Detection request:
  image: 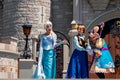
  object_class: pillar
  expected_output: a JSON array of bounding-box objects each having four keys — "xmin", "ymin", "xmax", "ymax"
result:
[
  {"xmin": 73, "ymin": 0, "xmax": 83, "ymax": 24},
  {"xmin": 62, "ymin": 44, "xmax": 69, "ymax": 78}
]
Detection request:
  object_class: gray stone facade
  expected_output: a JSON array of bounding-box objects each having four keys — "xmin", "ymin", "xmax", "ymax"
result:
[
  {"xmin": 52, "ymin": 0, "xmax": 120, "ymax": 33},
  {"xmin": 1, "ymin": 0, "xmax": 51, "ymax": 37},
  {"xmin": 0, "ymin": 1, "xmax": 3, "ymax": 37},
  {"xmin": 0, "ymin": 0, "xmax": 51, "ymax": 52},
  {"xmin": 51, "ymin": 0, "xmax": 73, "ymax": 38},
  {"xmin": 0, "ymin": 0, "xmax": 120, "ymax": 38},
  {"xmin": 0, "ymin": 37, "xmax": 19, "ymax": 79},
  {"xmin": 0, "ymin": 0, "xmax": 120, "ymax": 79},
  {"xmin": 0, "ymin": 0, "xmax": 120, "ymax": 49}
]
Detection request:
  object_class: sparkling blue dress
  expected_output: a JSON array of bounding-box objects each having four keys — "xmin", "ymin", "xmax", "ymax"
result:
[
  {"xmin": 95, "ymin": 39, "xmax": 115, "ymax": 68},
  {"xmin": 32, "ymin": 34, "xmax": 62, "ymax": 79},
  {"xmin": 90, "ymin": 39, "xmax": 115, "ymax": 73},
  {"xmin": 66, "ymin": 35, "xmax": 91, "ymax": 78}
]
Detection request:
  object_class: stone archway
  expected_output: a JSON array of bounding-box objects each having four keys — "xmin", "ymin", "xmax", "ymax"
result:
[{"xmin": 87, "ymin": 8, "xmax": 120, "ymax": 32}]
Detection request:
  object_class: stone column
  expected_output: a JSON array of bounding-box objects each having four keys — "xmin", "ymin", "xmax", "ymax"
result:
[
  {"xmin": 68, "ymin": 30, "xmax": 77, "ymax": 56},
  {"xmin": 73, "ymin": 0, "xmax": 83, "ymax": 24},
  {"xmin": 62, "ymin": 44, "xmax": 69, "ymax": 78},
  {"xmin": 31, "ymin": 35, "xmax": 38, "ymax": 60}
]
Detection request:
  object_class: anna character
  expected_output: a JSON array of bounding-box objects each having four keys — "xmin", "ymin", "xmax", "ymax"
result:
[{"xmin": 66, "ymin": 24, "xmax": 91, "ymax": 78}]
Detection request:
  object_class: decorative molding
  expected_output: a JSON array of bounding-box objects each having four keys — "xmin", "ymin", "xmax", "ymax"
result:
[
  {"xmin": 0, "ymin": 43, "xmax": 18, "ymax": 54},
  {"xmin": 0, "ymin": 37, "xmax": 18, "ymax": 46}
]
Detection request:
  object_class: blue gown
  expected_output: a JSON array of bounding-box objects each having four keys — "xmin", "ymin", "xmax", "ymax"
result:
[
  {"xmin": 32, "ymin": 34, "xmax": 62, "ymax": 79},
  {"xmin": 90, "ymin": 39, "xmax": 115, "ymax": 73},
  {"xmin": 66, "ymin": 35, "xmax": 90, "ymax": 78}
]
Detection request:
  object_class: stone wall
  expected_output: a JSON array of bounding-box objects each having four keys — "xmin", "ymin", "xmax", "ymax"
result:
[
  {"xmin": 51, "ymin": 0, "xmax": 73, "ymax": 39},
  {"xmin": 82, "ymin": 0, "xmax": 94, "ymax": 26},
  {"xmin": 51, "ymin": 0, "xmax": 119, "ymax": 35},
  {"xmin": 2, "ymin": 0, "xmax": 51, "ymax": 38},
  {"xmin": 0, "ymin": 57, "xmax": 18, "ymax": 79},
  {"xmin": 0, "ymin": 5, "xmax": 3, "ymax": 37},
  {"xmin": 83, "ymin": 0, "xmax": 118, "ymax": 28},
  {"xmin": 106, "ymin": 0, "xmax": 118, "ymax": 10},
  {"xmin": 1, "ymin": 0, "xmax": 51, "ymax": 52},
  {"xmin": 0, "ymin": 42, "xmax": 19, "ymax": 79}
]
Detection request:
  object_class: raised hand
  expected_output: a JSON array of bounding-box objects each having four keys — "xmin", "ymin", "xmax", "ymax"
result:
[{"xmin": 62, "ymin": 39, "xmax": 68, "ymax": 44}]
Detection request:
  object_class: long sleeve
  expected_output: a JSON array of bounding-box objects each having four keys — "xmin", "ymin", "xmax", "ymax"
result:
[
  {"xmin": 55, "ymin": 41, "xmax": 63, "ymax": 48},
  {"xmin": 86, "ymin": 39, "xmax": 93, "ymax": 56},
  {"xmin": 73, "ymin": 36, "xmax": 85, "ymax": 51},
  {"xmin": 86, "ymin": 39, "xmax": 91, "ymax": 49},
  {"xmin": 53, "ymin": 35, "xmax": 63, "ymax": 48}
]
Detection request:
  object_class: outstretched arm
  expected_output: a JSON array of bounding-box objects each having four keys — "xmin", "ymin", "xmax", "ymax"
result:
[{"xmin": 54, "ymin": 39, "xmax": 67, "ymax": 48}]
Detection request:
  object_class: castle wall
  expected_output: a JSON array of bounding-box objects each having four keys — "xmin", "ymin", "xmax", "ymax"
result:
[
  {"xmin": 1, "ymin": 0, "xmax": 51, "ymax": 52},
  {"xmin": 51, "ymin": 0, "xmax": 73, "ymax": 38},
  {"xmin": 0, "ymin": 5, "xmax": 3, "ymax": 37}
]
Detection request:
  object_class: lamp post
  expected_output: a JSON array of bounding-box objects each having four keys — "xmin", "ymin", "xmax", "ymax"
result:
[{"xmin": 22, "ymin": 22, "xmax": 32, "ymax": 59}]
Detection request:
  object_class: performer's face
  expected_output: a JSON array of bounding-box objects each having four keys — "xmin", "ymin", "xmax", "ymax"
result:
[
  {"xmin": 77, "ymin": 27, "xmax": 84, "ymax": 35},
  {"xmin": 89, "ymin": 26, "xmax": 100, "ymax": 41},
  {"xmin": 46, "ymin": 25, "xmax": 52, "ymax": 32},
  {"xmin": 93, "ymin": 26, "xmax": 99, "ymax": 33}
]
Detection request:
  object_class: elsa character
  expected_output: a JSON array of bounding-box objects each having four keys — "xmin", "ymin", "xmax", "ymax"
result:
[{"xmin": 32, "ymin": 21, "xmax": 67, "ymax": 79}]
